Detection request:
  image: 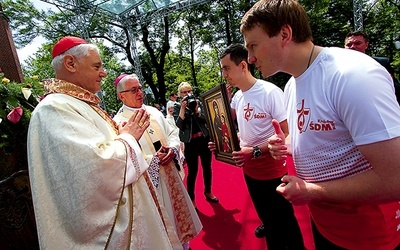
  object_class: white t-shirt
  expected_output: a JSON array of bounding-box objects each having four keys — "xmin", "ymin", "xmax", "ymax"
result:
[
  {"xmin": 285, "ymin": 47, "xmax": 400, "ymax": 249},
  {"xmin": 285, "ymin": 47, "xmax": 400, "ymax": 183},
  {"xmin": 231, "ymin": 79, "xmax": 287, "ymax": 148}
]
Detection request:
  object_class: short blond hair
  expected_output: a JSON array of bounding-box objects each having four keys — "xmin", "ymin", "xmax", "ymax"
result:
[{"xmin": 178, "ymin": 82, "xmax": 192, "ymax": 96}]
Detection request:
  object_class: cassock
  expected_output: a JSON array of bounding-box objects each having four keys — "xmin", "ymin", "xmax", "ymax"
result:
[
  {"xmin": 114, "ymin": 104, "xmax": 202, "ymax": 245},
  {"xmin": 28, "ymin": 78, "xmax": 182, "ymax": 249}
]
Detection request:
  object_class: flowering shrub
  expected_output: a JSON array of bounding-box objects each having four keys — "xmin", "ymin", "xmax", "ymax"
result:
[{"xmin": 0, "ymin": 69, "xmax": 43, "ymax": 179}]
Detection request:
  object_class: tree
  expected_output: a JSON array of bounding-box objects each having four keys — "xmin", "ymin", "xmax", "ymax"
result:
[
  {"xmin": 2, "ymin": 0, "xmax": 44, "ymax": 48},
  {"xmin": 97, "ymin": 43, "xmax": 126, "ymax": 113},
  {"xmin": 23, "ymin": 42, "xmax": 55, "ymax": 81},
  {"xmin": 139, "ymin": 16, "xmax": 173, "ymax": 107},
  {"xmin": 4, "ymin": 0, "xmax": 177, "ymax": 106},
  {"xmin": 365, "ymin": 0, "xmax": 400, "ymax": 79},
  {"xmin": 4, "ymin": 0, "xmax": 400, "ymax": 96}
]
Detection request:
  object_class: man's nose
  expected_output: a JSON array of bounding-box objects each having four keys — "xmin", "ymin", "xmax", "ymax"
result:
[
  {"xmin": 248, "ymin": 55, "xmax": 256, "ymax": 64},
  {"xmin": 100, "ymin": 68, "xmax": 107, "ymax": 77}
]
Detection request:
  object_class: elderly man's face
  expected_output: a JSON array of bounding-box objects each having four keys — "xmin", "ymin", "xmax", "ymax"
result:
[
  {"xmin": 345, "ymin": 35, "xmax": 369, "ymax": 53},
  {"xmin": 74, "ymin": 50, "xmax": 107, "ymax": 93},
  {"xmin": 118, "ymin": 78, "xmax": 144, "ymax": 108}
]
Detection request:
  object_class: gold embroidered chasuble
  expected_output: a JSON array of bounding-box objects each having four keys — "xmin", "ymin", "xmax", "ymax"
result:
[
  {"xmin": 27, "ymin": 79, "xmax": 182, "ymax": 249},
  {"xmin": 114, "ymin": 105, "xmax": 202, "ymax": 244}
]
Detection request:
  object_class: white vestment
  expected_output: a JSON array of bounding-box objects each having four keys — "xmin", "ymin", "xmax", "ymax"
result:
[
  {"xmin": 28, "ymin": 79, "xmax": 182, "ymax": 249},
  {"xmin": 114, "ymin": 104, "xmax": 202, "ymax": 244},
  {"xmin": 166, "ymin": 113, "xmax": 185, "ymax": 167}
]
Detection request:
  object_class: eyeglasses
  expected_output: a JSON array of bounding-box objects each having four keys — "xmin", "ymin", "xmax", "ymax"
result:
[
  {"xmin": 120, "ymin": 86, "xmax": 143, "ymax": 94},
  {"xmin": 180, "ymin": 90, "xmax": 192, "ymax": 94}
]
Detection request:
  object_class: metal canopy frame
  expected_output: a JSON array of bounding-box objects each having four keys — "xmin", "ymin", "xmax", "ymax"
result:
[
  {"xmin": 39, "ymin": 0, "xmax": 212, "ymax": 60},
  {"xmin": 353, "ymin": 0, "xmax": 364, "ymax": 31},
  {"xmin": 39, "ymin": 0, "xmax": 368, "ymax": 76},
  {"xmin": 40, "ymin": 0, "xmax": 212, "ymax": 22},
  {"xmin": 40, "ymin": 0, "xmax": 212, "ymax": 105}
]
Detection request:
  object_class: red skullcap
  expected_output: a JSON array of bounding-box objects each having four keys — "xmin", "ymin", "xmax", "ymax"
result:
[
  {"xmin": 52, "ymin": 36, "xmax": 88, "ymax": 59},
  {"xmin": 114, "ymin": 74, "xmax": 129, "ymax": 87}
]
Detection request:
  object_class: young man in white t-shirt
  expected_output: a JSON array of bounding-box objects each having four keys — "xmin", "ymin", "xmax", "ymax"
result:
[
  {"xmin": 240, "ymin": 0, "xmax": 400, "ymax": 249},
  {"xmin": 210, "ymin": 43, "xmax": 304, "ymax": 249}
]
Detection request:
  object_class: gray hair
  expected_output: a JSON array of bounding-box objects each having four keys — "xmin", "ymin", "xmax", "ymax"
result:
[
  {"xmin": 51, "ymin": 44, "xmax": 100, "ymax": 71},
  {"xmin": 116, "ymin": 74, "xmax": 140, "ymax": 93}
]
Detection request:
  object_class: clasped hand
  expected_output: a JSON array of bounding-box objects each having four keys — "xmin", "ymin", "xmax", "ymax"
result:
[
  {"xmin": 157, "ymin": 146, "xmax": 175, "ymax": 166},
  {"xmin": 118, "ymin": 109, "xmax": 150, "ymax": 141}
]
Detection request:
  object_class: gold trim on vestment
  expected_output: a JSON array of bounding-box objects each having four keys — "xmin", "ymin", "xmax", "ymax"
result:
[
  {"xmin": 42, "ymin": 78, "xmax": 118, "ymax": 134},
  {"xmin": 142, "ymin": 114, "xmax": 198, "ymax": 244}
]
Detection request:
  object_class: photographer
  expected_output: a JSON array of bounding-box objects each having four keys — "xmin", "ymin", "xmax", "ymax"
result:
[{"xmin": 174, "ymin": 82, "xmax": 219, "ymax": 209}]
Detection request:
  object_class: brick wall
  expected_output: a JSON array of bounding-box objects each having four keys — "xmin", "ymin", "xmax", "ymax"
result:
[{"xmin": 0, "ymin": 3, "xmax": 24, "ymax": 83}]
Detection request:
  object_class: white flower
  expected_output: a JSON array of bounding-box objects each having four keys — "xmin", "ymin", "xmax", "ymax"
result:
[{"xmin": 21, "ymin": 87, "xmax": 32, "ymax": 100}]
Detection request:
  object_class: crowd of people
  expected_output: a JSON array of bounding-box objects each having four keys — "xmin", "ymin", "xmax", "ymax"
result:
[{"xmin": 26, "ymin": 0, "xmax": 400, "ymax": 249}]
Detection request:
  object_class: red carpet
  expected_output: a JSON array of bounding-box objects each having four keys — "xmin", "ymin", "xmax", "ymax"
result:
[{"xmin": 186, "ymin": 155, "xmax": 315, "ymax": 250}]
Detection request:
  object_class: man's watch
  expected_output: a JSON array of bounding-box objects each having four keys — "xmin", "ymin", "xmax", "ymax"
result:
[{"xmin": 253, "ymin": 146, "xmax": 262, "ymax": 158}]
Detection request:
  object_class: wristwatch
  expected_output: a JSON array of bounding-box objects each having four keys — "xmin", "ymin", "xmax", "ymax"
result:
[{"xmin": 253, "ymin": 146, "xmax": 262, "ymax": 158}]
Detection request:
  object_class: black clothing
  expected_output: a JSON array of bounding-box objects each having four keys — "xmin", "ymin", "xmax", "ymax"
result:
[
  {"xmin": 173, "ymin": 100, "xmax": 213, "ymax": 200},
  {"xmin": 244, "ymin": 174, "xmax": 304, "ymax": 250}
]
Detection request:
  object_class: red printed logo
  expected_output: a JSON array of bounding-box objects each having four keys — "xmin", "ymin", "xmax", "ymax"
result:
[
  {"xmin": 297, "ymin": 99, "xmax": 310, "ymax": 133},
  {"xmin": 243, "ymin": 103, "xmax": 267, "ymax": 121},
  {"xmin": 243, "ymin": 103, "xmax": 254, "ymax": 121},
  {"xmin": 297, "ymin": 99, "xmax": 336, "ymax": 133}
]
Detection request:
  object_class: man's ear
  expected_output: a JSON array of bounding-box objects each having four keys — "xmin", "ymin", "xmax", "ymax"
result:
[
  {"xmin": 280, "ymin": 24, "xmax": 292, "ymax": 47},
  {"xmin": 63, "ymin": 55, "xmax": 77, "ymax": 73},
  {"xmin": 117, "ymin": 92, "xmax": 124, "ymax": 101},
  {"xmin": 240, "ymin": 60, "xmax": 248, "ymax": 71}
]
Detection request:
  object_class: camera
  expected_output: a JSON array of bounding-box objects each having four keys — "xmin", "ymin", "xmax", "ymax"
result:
[{"xmin": 183, "ymin": 93, "xmax": 198, "ymax": 115}]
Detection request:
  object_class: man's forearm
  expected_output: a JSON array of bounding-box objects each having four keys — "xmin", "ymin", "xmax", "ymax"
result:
[
  {"xmin": 306, "ymin": 137, "xmax": 400, "ymax": 205},
  {"xmin": 306, "ymin": 168, "xmax": 400, "ymax": 205}
]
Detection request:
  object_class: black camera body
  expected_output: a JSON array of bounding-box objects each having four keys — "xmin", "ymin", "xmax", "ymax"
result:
[{"xmin": 183, "ymin": 93, "xmax": 198, "ymax": 115}]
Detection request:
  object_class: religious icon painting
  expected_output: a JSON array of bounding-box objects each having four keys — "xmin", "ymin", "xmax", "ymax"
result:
[{"xmin": 201, "ymin": 84, "xmax": 240, "ymax": 166}]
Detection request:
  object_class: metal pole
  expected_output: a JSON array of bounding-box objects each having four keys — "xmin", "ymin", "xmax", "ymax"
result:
[{"xmin": 353, "ymin": 0, "xmax": 364, "ymax": 31}]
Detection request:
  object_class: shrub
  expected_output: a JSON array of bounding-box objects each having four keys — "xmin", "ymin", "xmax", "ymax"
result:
[{"xmin": 0, "ymin": 69, "xmax": 43, "ymax": 179}]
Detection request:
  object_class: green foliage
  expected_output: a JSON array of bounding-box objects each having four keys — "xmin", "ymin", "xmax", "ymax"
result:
[
  {"xmin": 22, "ymin": 42, "xmax": 55, "ymax": 81},
  {"xmin": 0, "ymin": 71, "xmax": 43, "ymax": 179},
  {"xmin": 5, "ymin": 0, "xmax": 400, "ymax": 182},
  {"xmin": 97, "ymin": 42, "xmax": 126, "ymax": 114},
  {"xmin": 195, "ymin": 48, "xmax": 222, "ymax": 94},
  {"xmin": 300, "ymin": 0, "xmax": 400, "ymax": 81},
  {"xmin": 2, "ymin": 0, "xmax": 43, "ymax": 48},
  {"xmin": 163, "ymin": 52, "xmax": 192, "ymax": 93},
  {"xmin": 6, "ymin": 0, "xmax": 400, "ymax": 103},
  {"xmin": 301, "ymin": 0, "xmax": 353, "ymax": 47},
  {"xmin": 365, "ymin": 0, "xmax": 400, "ymax": 79}
]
